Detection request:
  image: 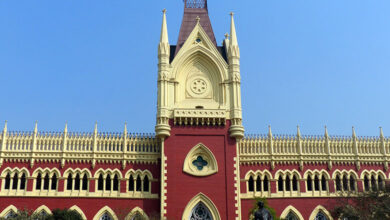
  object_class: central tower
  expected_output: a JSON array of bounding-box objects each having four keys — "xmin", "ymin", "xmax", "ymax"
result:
[{"xmin": 156, "ymin": 1, "xmax": 244, "ymax": 219}]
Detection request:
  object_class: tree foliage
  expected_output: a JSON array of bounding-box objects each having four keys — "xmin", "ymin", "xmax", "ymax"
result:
[
  {"xmin": 249, "ymin": 197, "xmax": 281, "ymax": 220},
  {"xmin": 332, "ymin": 184, "xmax": 390, "ymax": 220}
]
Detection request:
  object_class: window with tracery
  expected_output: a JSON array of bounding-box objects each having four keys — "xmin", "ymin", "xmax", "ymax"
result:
[
  {"xmin": 190, "ymin": 202, "xmax": 213, "ymax": 220},
  {"xmin": 286, "ymin": 211, "xmax": 299, "ymax": 220},
  {"xmin": 99, "ymin": 212, "xmax": 113, "ymax": 220},
  {"xmin": 131, "ymin": 213, "xmax": 144, "ymax": 220},
  {"xmin": 247, "ymin": 172, "xmax": 270, "ymax": 194},
  {"xmin": 4, "ymin": 210, "xmax": 17, "ymax": 219},
  {"xmin": 315, "ymin": 212, "xmax": 328, "ymax": 220}
]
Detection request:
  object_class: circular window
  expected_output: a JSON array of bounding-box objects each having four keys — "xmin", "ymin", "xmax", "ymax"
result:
[{"xmin": 190, "ymin": 78, "xmax": 207, "ymax": 95}]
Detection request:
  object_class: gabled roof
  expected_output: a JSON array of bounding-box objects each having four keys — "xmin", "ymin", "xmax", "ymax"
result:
[{"xmin": 175, "ymin": 0, "xmax": 217, "ymax": 55}]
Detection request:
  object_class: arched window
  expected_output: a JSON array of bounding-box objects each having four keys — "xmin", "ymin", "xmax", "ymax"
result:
[
  {"xmin": 342, "ymin": 175, "xmax": 348, "ymax": 191},
  {"xmin": 190, "ymin": 202, "xmax": 213, "ymax": 220},
  {"xmin": 106, "ymin": 175, "xmax": 111, "ymax": 191},
  {"xmin": 36, "ymin": 173, "xmax": 42, "ymax": 190},
  {"xmin": 113, "ymin": 174, "xmax": 119, "ymax": 191},
  {"xmin": 315, "ymin": 211, "xmax": 328, "ymax": 220},
  {"xmin": 136, "ymin": 175, "xmax": 142, "ymax": 192},
  {"xmin": 364, "ymin": 175, "xmax": 369, "ymax": 191},
  {"xmin": 307, "ymin": 176, "xmax": 312, "ymax": 191},
  {"xmin": 143, "ymin": 175, "xmax": 149, "ymax": 192},
  {"xmin": 335, "ymin": 175, "xmax": 341, "ymax": 191},
  {"xmin": 43, "ymin": 174, "xmax": 50, "ymax": 190},
  {"xmin": 248, "ymin": 176, "xmax": 254, "ymax": 192},
  {"xmin": 82, "ymin": 174, "xmax": 88, "ymax": 190},
  {"xmin": 378, "ymin": 175, "xmax": 384, "ymax": 190},
  {"xmin": 371, "ymin": 176, "xmax": 377, "ymax": 191},
  {"xmin": 292, "ymin": 175, "xmax": 298, "ymax": 191},
  {"xmin": 12, "ymin": 173, "xmax": 18, "ymax": 190},
  {"xmin": 67, "ymin": 174, "xmax": 73, "ymax": 190},
  {"xmin": 321, "ymin": 175, "xmax": 327, "ymax": 191},
  {"xmin": 98, "ymin": 174, "xmax": 104, "ymax": 191},
  {"xmin": 5, "ymin": 210, "xmax": 17, "ymax": 219},
  {"xmin": 129, "ymin": 175, "xmax": 134, "ymax": 191},
  {"xmin": 278, "ymin": 176, "xmax": 283, "ymax": 191},
  {"xmin": 255, "ymin": 176, "xmax": 261, "ymax": 192},
  {"xmin": 51, "ymin": 174, "xmax": 57, "ymax": 190},
  {"xmin": 20, "ymin": 173, "xmax": 26, "ymax": 190},
  {"xmin": 286, "ymin": 211, "xmax": 299, "ymax": 220},
  {"xmin": 74, "ymin": 174, "xmax": 80, "ymax": 190},
  {"xmin": 314, "ymin": 175, "xmax": 320, "ymax": 191},
  {"xmin": 4, "ymin": 173, "xmax": 11, "ymax": 189},
  {"xmin": 349, "ymin": 175, "xmax": 355, "ymax": 191},
  {"xmin": 131, "ymin": 213, "xmax": 143, "ymax": 220},
  {"xmin": 263, "ymin": 176, "xmax": 269, "ymax": 192},
  {"xmin": 285, "ymin": 176, "xmax": 291, "ymax": 191},
  {"xmin": 99, "ymin": 212, "xmax": 113, "ymax": 220}
]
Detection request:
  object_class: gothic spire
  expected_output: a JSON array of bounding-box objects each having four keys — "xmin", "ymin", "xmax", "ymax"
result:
[
  {"xmin": 229, "ymin": 12, "xmax": 238, "ymax": 47},
  {"xmin": 160, "ymin": 9, "xmax": 169, "ymax": 44}
]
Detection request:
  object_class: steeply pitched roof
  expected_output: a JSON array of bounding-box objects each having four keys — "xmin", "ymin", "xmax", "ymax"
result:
[{"xmin": 175, "ymin": 0, "xmax": 217, "ymax": 55}]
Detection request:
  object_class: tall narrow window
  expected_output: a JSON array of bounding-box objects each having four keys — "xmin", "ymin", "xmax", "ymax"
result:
[
  {"xmin": 371, "ymin": 176, "xmax": 377, "ymax": 191},
  {"xmin": 113, "ymin": 174, "xmax": 119, "ymax": 191},
  {"xmin": 321, "ymin": 175, "xmax": 327, "ymax": 191},
  {"xmin": 285, "ymin": 176, "xmax": 291, "ymax": 191},
  {"xmin": 51, "ymin": 174, "xmax": 57, "ymax": 190},
  {"xmin": 12, "ymin": 173, "xmax": 18, "ymax": 190},
  {"xmin": 20, "ymin": 173, "xmax": 26, "ymax": 190},
  {"xmin": 248, "ymin": 176, "xmax": 254, "ymax": 192},
  {"xmin": 36, "ymin": 173, "xmax": 42, "ymax": 190},
  {"xmin": 67, "ymin": 174, "xmax": 73, "ymax": 190},
  {"xmin": 278, "ymin": 176, "xmax": 283, "ymax": 191},
  {"xmin": 349, "ymin": 176, "xmax": 355, "ymax": 191},
  {"xmin": 82, "ymin": 174, "xmax": 88, "ymax": 190},
  {"xmin": 307, "ymin": 176, "xmax": 312, "ymax": 191},
  {"xmin": 378, "ymin": 176, "xmax": 384, "ymax": 190},
  {"xmin": 106, "ymin": 175, "xmax": 111, "ymax": 191},
  {"xmin": 98, "ymin": 174, "xmax": 104, "ymax": 191},
  {"xmin": 342, "ymin": 176, "xmax": 348, "ymax": 191},
  {"xmin": 364, "ymin": 175, "xmax": 369, "ymax": 191},
  {"xmin": 336, "ymin": 175, "xmax": 341, "ymax": 191},
  {"xmin": 129, "ymin": 175, "xmax": 134, "ymax": 191},
  {"xmin": 292, "ymin": 175, "xmax": 298, "ymax": 191},
  {"xmin": 74, "ymin": 174, "xmax": 80, "ymax": 190},
  {"xmin": 263, "ymin": 176, "xmax": 269, "ymax": 192},
  {"xmin": 143, "ymin": 175, "xmax": 149, "ymax": 192},
  {"xmin": 314, "ymin": 175, "xmax": 320, "ymax": 191},
  {"xmin": 43, "ymin": 174, "xmax": 50, "ymax": 190},
  {"xmin": 4, "ymin": 173, "xmax": 11, "ymax": 189},
  {"xmin": 136, "ymin": 175, "xmax": 142, "ymax": 192},
  {"xmin": 256, "ymin": 176, "xmax": 261, "ymax": 192}
]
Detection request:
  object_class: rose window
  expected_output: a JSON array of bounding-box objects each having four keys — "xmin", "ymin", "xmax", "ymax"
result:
[{"xmin": 190, "ymin": 78, "xmax": 207, "ymax": 95}]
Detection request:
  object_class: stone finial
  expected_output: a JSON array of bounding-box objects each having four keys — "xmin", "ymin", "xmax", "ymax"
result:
[
  {"xmin": 64, "ymin": 122, "xmax": 68, "ymax": 133},
  {"xmin": 3, "ymin": 120, "xmax": 7, "ymax": 133},
  {"xmin": 94, "ymin": 121, "xmax": 98, "ymax": 134},
  {"xmin": 229, "ymin": 12, "xmax": 238, "ymax": 46},
  {"xmin": 352, "ymin": 126, "xmax": 356, "ymax": 138},
  {"xmin": 297, "ymin": 125, "xmax": 301, "ymax": 138},
  {"xmin": 324, "ymin": 126, "xmax": 329, "ymax": 138},
  {"xmin": 380, "ymin": 127, "xmax": 384, "ymax": 138},
  {"xmin": 34, "ymin": 121, "xmax": 38, "ymax": 134},
  {"xmin": 160, "ymin": 9, "xmax": 169, "ymax": 43},
  {"xmin": 224, "ymin": 33, "xmax": 229, "ymax": 40},
  {"xmin": 268, "ymin": 125, "xmax": 272, "ymax": 138},
  {"xmin": 124, "ymin": 122, "xmax": 128, "ymax": 135},
  {"xmin": 195, "ymin": 16, "xmax": 200, "ymax": 23}
]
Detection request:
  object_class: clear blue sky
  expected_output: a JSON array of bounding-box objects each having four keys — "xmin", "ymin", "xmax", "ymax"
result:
[{"xmin": 1, "ymin": 1, "xmax": 389, "ymax": 136}]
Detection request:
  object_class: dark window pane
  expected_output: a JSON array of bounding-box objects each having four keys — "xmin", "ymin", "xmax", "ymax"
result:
[
  {"xmin": 292, "ymin": 176, "xmax": 298, "ymax": 191},
  {"xmin": 321, "ymin": 175, "xmax": 327, "ymax": 191},
  {"xmin": 342, "ymin": 176, "xmax": 348, "ymax": 191},
  {"xmin": 12, "ymin": 174, "xmax": 18, "ymax": 190},
  {"xmin": 349, "ymin": 176, "xmax": 355, "ymax": 191},
  {"xmin": 36, "ymin": 173, "xmax": 42, "ymax": 190},
  {"xmin": 67, "ymin": 174, "xmax": 73, "ymax": 190},
  {"xmin": 248, "ymin": 176, "xmax": 254, "ymax": 192},
  {"xmin": 82, "ymin": 175, "xmax": 88, "ymax": 190},
  {"xmin": 256, "ymin": 176, "xmax": 261, "ymax": 192},
  {"xmin": 371, "ymin": 176, "xmax": 377, "ymax": 191},
  {"xmin": 336, "ymin": 175, "xmax": 341, "ymax": 191},
  {"xmin": 129, "ymin": 175, "xmax": 134, "ymax": 191},
  {"xmin": 136, "ymin": 175, "xmax": 142, "ymax": 192},
  {"xmin": 98, "ymin": 174, "xmax": 104, "ymax": 191},
  {"xmin": 106, "ymin": 175, "xmax": 111, "ymax": 191},
  {"xmin": 314, "ymin": 175, "xmax": 320, "ymax": 191},
  {"xmin": 285, "ymin": 176, "xmax": 291, "ymax": 191},
  {"xmin": 263, "ymin": 176, "xmax": 269, "ymax": 192},
  {"xmin": 307, "ymin": 176, "xmax": 312, "ymax": 191},
  {"xmin": 51, "ymin": 174, "xmax": 57, "ymax": 190},
  {"xmin": 378, "ymin": 176, "xmax": 384, "ymax": 190},
  {"xmin": 364, "ymin": 176, "xmax": 369, "ymax": 191},
  {"xmin": 143, "ymin": 176, "xmax": 149, "ymax": 192},
  {"xmin": 278, "ymin": 176, "xmax": 283, "ymax": 191},
  {"xmin": 113, "ymin": 175, "xmax": 119, "ymax": 191},
  {"xmin": 43, "ymin": 174, "xmax": 49, "ymax": 190},
  {"xmin": 20, "ymin": 174, "xmax": 26, "ymax": 190},
  {"xmin": 5, "ymin": 173, "xmax": 10, "ymax": 189},
  {"xmin": 74, "ymin": 174, "xmax": 80, "ymax": 190}
]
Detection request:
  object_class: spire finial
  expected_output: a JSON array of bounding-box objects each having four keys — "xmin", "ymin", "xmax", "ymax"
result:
[
  {"xmin": 94, "ymin": 121, "xmax": 98, "ymax": 134},
  {"xmin": 160, "ymin": 8, "xmax": 169, "ymax": 43},
  {"xmin": 380, "ymin": 127, "xmax": 384, "ymax": 138},
  {"xmin": 324, "ymin": 126, "xmax": 329, "ymax": 137},
  {"xmin": 268, "ymin": 125, "xmax": 272, "ymax": 137},
  {"xmin": 3, "ymin": 120, "xmax": 7, "ymax": 133},
  {"xmin": 352, "ymin": 126, "xmax": 356, "ymax": 138},
  {"xmin": 195, "ymin": 16, "xmax": 200, "ymax": 23},
  {"xmin": 64, "ymin": 122, "xmax": 68, "ymax": 133},
  {"xmin": 34, "ymin": 121, "xmax": 38, "ymax": 133},
  {"xmin": 229, "ymin": 12, "xmax": 238, "ymax": 46},
  {"xmin": 224, "ymin": 33, "xmax": 229, "ymax": 40},
  {"xmin": 297, "ymin": 125, "xmax": 301, "ymax": 137},
  {"xmin": 124, "ymin": 122, "xmax": 128, "ymax": 134}
]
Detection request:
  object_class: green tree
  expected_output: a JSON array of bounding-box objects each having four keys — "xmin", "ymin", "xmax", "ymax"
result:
[{"xmin": 332, "ymin": 184, "xmax": 390, "ymax": 220}]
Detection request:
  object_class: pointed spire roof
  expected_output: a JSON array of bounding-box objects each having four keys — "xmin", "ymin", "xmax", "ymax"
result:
[
  {"xmin": 229, "ymin": 12, "xmax": 238, "ymax": 46},
  {"xmin": 160, "ymin": 9, "xmax": 169, "ymax": 43},
  {"xmin": 175, "ymin": 0, "xmax": 217, "ymax": 55}
]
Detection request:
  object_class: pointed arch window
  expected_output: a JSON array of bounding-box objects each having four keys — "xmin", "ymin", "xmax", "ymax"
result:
[
  {"xmin": 82, "ymin": 174, "xmax": 88, "ymax": 190},
  {"xmin": 5, "ymin": 210, "xmax": 17, "ymax": 219},
  {"xmin": 286, "ymin": 211, "xmax": 299, "ymax": 220},
  {"xmin": 74, "ymin": 174, "xmax": 80, "ymax": 190},
  {"xmin": 98, "ymin": 174, "xmax": 104, "ymax": 191},
  {"xmin": 143, "ymin": 176, "xmax": 149, "ymax": 192},
  {"xmin": 131, "ymin": 213, "xmax": 143, "ymax": 220},
  {"xmin": 335, "ymin": 175, "xmax": 341, "ymax": 191},
  {"xmin": 292, "ymin": 175, "xmax": 298, "ymax": 191},
  {"xmin": 378, "ymin": 175, "xmax": 384, "ymax": 190},
  {"xmin": 36, "ymin": 173, "xmax": 42, "ymax": 190},
  {"xmin": 129, "ymin": 175, "xmax": 134, "ymax": 191},
  {"xmin": 371, "ymin": 176, "xmax": 377, "ymax": 190},
  {"xmin": 20, "ymin": 173, "xmax": 26, "ymax": 190},
  {"xmin": 307, "ymin": 176, "xmax": 312, "ymax": 191},
  {"xmin": 248, "ymin": 176, "xmax": 254, "ymax": 192},
  {"xmin": 263, "ymin": 176, "xmax": 269, "ymax": 192},
  {"xmin": 321, "ymin": 175, "xmax": 327, "ymax": 191},
  {"xmin": 342, "ymin": 176, "xmax": 348, "ymax": 191},
  {"xmin": 136, "ymin": 175, "xmax": 142, "ymax": 192},
  {"xmin": 105, "ymin": 175, "xmax": 111, "ymax": 191},
  {"xmin": 278, "ymin": 176, "xmax": 283, "ymax": 191},
  {"xmin": 364, "ymin": 175, "xmax": 369, "ymax": 191},
  {"xmin": 285, "ymin": 176, "xmax": 291, "ymax": 191},
  {"xmin": 315, "ymin": 211, "xmax": 328, "ymax": 220},
  {"xmin": 190, "ymin": 202, "xmax": 213, "ymax": 220},
  {"xmin": 113, "ymin": 174, "xmax": 119, "ymax": 191},
  {"xmin": 4, "ymin": 173, "xmax": 11, "ymax": 189},
  {"xmin": 255, "ymin": 176, "xmax": 261, "ymax": 192},
  {"xmin": 43, "ymin": 174, "xmax": 50, "ymax": 190},
  {"xmin": 349, "ymin": 175, "xmax": 355, "ymax": 191},
  {"xmin": 51, "ymin": 174, "xmax": 57, "ymax": 190},
  {"xmin": 12, "ymin": 173, "xmax": 18, "ymax": 190},
  {"xmin": 67, "ymin": 174, "xmax": 73, "ymax": 190},
  {"xmin": 314, "ymin": 175, "xmax": 320, "ymax": 191},
  {"xmin": 99, "ymin": 212, "xmax": 113, "ymax": 220}
]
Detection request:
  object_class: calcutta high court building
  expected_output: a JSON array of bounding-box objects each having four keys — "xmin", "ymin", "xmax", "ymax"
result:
[{"xmin": 0, "ymin": 1, "xmax": 389, "ymax": 219}]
